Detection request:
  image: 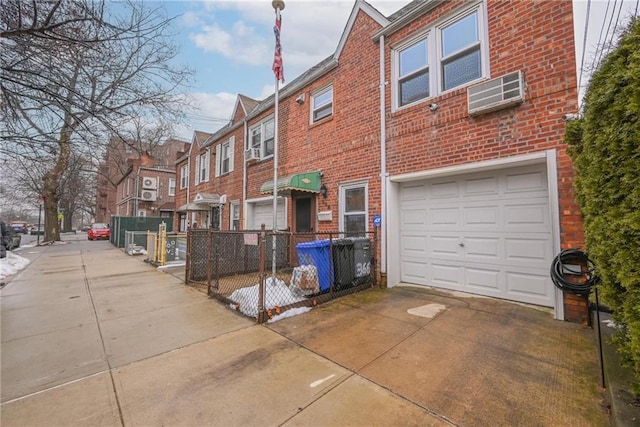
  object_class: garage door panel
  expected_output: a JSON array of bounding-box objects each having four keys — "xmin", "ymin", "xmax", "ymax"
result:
[
  {"xmin": 402, "ymin": 261, "xmax": 430, "ymax": 283},
  {"xmin": 401, "ymin": 209, "xmax": 427, "ymax": 227},
  {"xmin": 430, "ymin": 263, "xmax": 463, "ymax": 287},
  {"xmin": 464, "ymin": 237, "xmax": 500, "ymax": 260},
  {"xmin": 431, "ymin": 207, "xmax": 459, "ymax": 225},
  {"xmin": 401, "ymin": 184, "xmax": 427, "ymax": 201},
  {"xmin": 464, "ymin": 205, "xmax": 499, "ymax": 226},
  {"xmin": 466, "ymin": 267, "xmax": 501, "ymax": 292},
  {"xmin": 430, "ymin": 236, "xmax": 461, "ymax": 256},
  {"xmin": 505, "ymin": 170, "xmax": 547, "ymax": 193},
  {"xmin": 429, "ymin": 181, "xmax": 459, "ymax": 198},
  {"xmin": 400, "ymin": 164, "xmax": 554, "ymax": 307},
  {"xmin": 401, "ymin": 234, "xmax": 427, "ymax": 256},
  {"xmin": 505, "ymin": 238, "xmax": 550, "ymax": 261},
  {"xmin": 463, "ymin": 176, "xmax": 499, "ymax": 196},
  {"xmin": 506, "ymin": 272, "xmax": 553, "ymax": 306},
  {"xmin": 504, "ymin": 202, "xmax": 549, "ymax": 227}
]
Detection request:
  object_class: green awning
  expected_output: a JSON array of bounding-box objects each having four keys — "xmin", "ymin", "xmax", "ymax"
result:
[{"xmin": 260, "ymin": 171, "xmax": 322, "ymax": 194}]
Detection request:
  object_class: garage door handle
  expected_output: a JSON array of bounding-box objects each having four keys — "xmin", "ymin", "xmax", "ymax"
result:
[{"xmin": 458, "ymin": 243, "xmax": 465, "ymax": 247}]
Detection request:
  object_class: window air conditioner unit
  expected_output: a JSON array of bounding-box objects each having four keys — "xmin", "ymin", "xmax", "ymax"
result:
[
  {"xmin": 245, "ymin": 148, "xmax": 260, "ymax": 163},
  {"xmin": 140, "ymin": 190, "xmax": 157, "ymax": 201},
  {"xmin": 142, "ymin": 176, "xmax": 158, "ymax": 189},
  {"xmin": 467, "ymin": 70, "xmax": 524, "ymax": 116}
]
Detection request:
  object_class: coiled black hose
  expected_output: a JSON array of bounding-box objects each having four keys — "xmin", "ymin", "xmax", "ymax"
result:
[{"xmin": 550, "ymin": 249, "xmax": 600, "ymax": 295}]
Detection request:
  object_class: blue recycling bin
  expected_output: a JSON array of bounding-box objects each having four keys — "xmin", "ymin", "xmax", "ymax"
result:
[{"xmin": 296, "ymin": 239, "xmax": 331, "ymax": 292}]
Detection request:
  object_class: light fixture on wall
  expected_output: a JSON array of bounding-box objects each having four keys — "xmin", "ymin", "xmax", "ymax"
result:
[
  {"xmin": 320, "ymin": 184, "xmax": 328, "ymax": 198},
  {"xmin": 429, "ymin": 103, "xmax": 439, "ymax": 111}
]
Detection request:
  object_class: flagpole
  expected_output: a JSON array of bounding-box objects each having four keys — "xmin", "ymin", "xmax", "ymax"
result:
[{"xmin": 271, "ymin": 0, "xmax": 285, "ymax": 285}]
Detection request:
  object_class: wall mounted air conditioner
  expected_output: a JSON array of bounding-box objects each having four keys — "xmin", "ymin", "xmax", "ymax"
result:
[
  {"xmin": 142, "ymin": 176, "xmax": 158, "ymax": 189},
  {"xmin": 245, "ymin": 148, "xmax": 260, "ymax": 163},
  {"xmin": 467, "ymin": 70, "xmax": 524, "ymax": 116},
  {"xmin": 140, "ymin": 190, "xmax": 157, "ymax": 201}
]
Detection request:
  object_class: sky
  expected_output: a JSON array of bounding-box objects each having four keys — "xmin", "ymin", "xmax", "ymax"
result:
[{"xmin": 160, "ymin": 0, "xmax": 639, "ymax": 140}]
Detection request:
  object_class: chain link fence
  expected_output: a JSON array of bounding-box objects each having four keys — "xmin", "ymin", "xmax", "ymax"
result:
[{"xmin": 186, "ymin": 227, "xmax": 378, "ymax": 323}]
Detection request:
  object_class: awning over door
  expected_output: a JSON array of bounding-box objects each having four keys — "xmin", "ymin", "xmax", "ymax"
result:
[
  {"xmin": 177, "ymin": 193, "xmax": 221, "ymax": 212},
  {"xmin": 260, "ymin": 171, "xmax": 321, "ymax": 194}
]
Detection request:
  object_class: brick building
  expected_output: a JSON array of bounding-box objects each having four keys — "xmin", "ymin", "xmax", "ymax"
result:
[
  {"xmin": 96, "ymin": 138, "xmax": 188, "ymax": 223},
  {"xmin": 174, "ymin": 0, "xmax": 583, "ymax": 321}
]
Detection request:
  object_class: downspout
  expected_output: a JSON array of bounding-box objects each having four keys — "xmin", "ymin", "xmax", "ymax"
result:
[
  {"xmin": 187, "ymin": 147, "xmax": 191, "ymax": 226},
  {"xmin": 243, "ymin": 119, "xmax": 248, "ymax": 229},
  {"xmin": 379, "ymin": 35, "xmax": 388, "ymax": 280},
  {"xmin": 134, "ymin": 168, "xmax": 140, "ymax": 216}
]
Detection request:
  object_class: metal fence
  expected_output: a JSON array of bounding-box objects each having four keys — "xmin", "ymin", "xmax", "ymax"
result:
[{"xmin": 186, "ymin": 227, "xmax": 378, "ymax": 323}]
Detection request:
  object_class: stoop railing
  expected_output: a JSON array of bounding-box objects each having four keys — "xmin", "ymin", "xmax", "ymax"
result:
[{"xmin": 186, "ymin": 226, "xmax": 378, "ymax": 323}]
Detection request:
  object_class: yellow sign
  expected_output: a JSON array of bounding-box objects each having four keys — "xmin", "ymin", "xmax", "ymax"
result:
[{"xmin": 58, "ymin": 213, "xmax": 63, "ymax": 220}]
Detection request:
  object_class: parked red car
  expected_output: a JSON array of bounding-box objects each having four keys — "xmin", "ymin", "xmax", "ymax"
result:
[{"xmin": 87, "ymin": 223, "xmax": 110, "ymax": 241}]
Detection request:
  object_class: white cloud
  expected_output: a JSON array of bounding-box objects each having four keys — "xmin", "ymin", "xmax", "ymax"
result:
[
  {"xmin": 187, "ymin": 1, "xmax": 409, "ymax": 78},
  {"xmin": 175, "ymin": 91, "xmax": 238, "ymax": 139}
]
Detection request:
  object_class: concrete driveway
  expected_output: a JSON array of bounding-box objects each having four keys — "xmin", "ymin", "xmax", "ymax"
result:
[{"xmin": 1, "ymin": 233, "xmax": 608, "ymax": 426}]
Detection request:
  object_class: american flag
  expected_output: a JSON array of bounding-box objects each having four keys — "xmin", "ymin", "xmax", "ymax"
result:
[{"xmin": 272, "ymin": 13, "xmax": 284, "ymax": 83}]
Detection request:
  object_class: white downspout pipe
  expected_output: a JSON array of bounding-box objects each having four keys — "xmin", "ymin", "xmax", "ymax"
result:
[
  {"xmin": 379, "ymin": 35, "xmax": 387, "ymax": 276},
  {"xmin": 243, "ymin": 119, "xmax": 248, "ymax": 229}
]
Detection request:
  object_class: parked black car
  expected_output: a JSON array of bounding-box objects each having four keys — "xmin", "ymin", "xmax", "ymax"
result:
[{"xmin": 1, "ymin": 221, "xmax": 21, "ymax": 258}]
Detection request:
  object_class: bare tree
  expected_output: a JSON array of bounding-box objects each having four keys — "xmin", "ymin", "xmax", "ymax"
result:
[{"xmin": 1, "ymin": 0, "xmax": 192, "ymax": 242}]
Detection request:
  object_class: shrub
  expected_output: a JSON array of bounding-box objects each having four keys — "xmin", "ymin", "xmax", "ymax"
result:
[{"xmin": 566, "ymin": 17, "xmax": 640, "ymax": 395}]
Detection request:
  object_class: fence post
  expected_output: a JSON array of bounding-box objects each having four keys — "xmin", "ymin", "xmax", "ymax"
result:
[
  {"xmin": 185, "ymin": 229, "xmax": 190, "ymax": 285},
  {"xmin": 159, "ymin": 223, "xmax": 167, "ymax": 266},
  {"xmin": 258, "ymin": 225, "xmax": 266, "ymax": 323},
  {"xmin": 207, "ymin": 230, "xmax": 213, "ymax": 295}
]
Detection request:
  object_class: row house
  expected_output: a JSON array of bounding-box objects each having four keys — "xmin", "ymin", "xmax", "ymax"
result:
[{"xmin": 174, "ymin": 0, "xmax": 583, "ymax": 322}]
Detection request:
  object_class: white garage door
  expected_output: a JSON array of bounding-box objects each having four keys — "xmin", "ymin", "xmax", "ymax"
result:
[
  {"xmin": 399, "ymin": 165, "xmax": 554, "ymax": 307},
  {"xmin": 251, "ymin": 200, "xmax": 286, "ymax": 230}
]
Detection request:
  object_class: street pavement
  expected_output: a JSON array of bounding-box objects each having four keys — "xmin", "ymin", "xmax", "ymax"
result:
[{"xmin": 1, "ymin": 233, "xmax": 609, "ymax": 426}]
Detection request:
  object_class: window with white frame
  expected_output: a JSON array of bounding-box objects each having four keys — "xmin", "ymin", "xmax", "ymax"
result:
[
  {"xmin": 398, "ymin": 36, "xmax": 429, "ymax": 107},
  {"xmin": 311, "ymin": 85, "xmax": 333, "ymax": 123},
  {"xmin": 180, "ymin": 164, "xmax": 188, "ymax": 189},
  {"xmin": 340, "ymin": 182, "xmax": 367, "ymax": 235},
  {"xmin": 216, "ymin": 137, "xmax": 234, "ymax": 176},
  {"xmin": 230, "ymin": 202, "xmax": 240, "ymax": 231},
  {"xmin": 393, "ymin": 4, "xmax": 486, "ymax": 109},
  {"xmin": 194, "ymin": 149, "xmax": 210, "ymax": 185},
  {"xmin": 168, "ymin": 178, "xmax": 176, "ymax": 196},
  {"xmin": 440, "ymin": 10, "xmax": 482, "ymax": 91},
  {"xmin": 211, "ymin": 206, "xmax": 221, "ymax": 230},
  {"xmin": 250, "ymin": 118, "xmax": 274, "ymax": 159}
]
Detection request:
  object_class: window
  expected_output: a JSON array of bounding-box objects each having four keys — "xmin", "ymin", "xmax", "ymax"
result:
[
  {"xmin": 340, "ymin": 182, "xmax": 367, "ymax": 235},
  {"xmin": 392, "ymin": 4, "xmax": 485, "ymax": 109},
  {"xmin": 168, "ymin": 178, "xmax": 176, "ymax": 196},
  {"xmin": 398, "ymin": 37, "xmax": 429, "ymax": 106},
  {"xmin": 311, "ymin": 86, "xmax": 333, "ymax": 123},
  {"xmin": 215, "ymin": 137, "xmax": 234, "ymax": 176},
  {"xmin": 230, "ymin": 202, "xmax": 240, "ymax": 231},
  {"xmin": 249, "ymin": 118, "xmax": 274, "ymax": 159},
  {"xmin": 440, "ymin": 11, "xmax": 481, "ymax": 91},
  {"xmin": 180, "ymin": 164, "xmax": 188, "ymax": 189},
  {"xmin": 195, "ymin": 149, "xmax": 210, "ymax": 185}
]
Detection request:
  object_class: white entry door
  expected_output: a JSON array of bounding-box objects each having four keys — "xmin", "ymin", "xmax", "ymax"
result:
[{"xmin": 399, "ymin": 165, "xmax": 554, "ymax": 307}]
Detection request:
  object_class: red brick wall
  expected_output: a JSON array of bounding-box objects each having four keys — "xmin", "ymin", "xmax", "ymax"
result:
[{"xmin": 245, "ymin": 9, "xmax": 384, "ymax": 232}]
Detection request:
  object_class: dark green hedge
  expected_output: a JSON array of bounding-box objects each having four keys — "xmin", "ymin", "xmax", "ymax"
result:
[{"xmin": 566, "ymin": 17, "xmax": 640, "ymax": 394}]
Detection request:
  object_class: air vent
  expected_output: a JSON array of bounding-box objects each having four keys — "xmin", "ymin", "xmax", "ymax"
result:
[
  {"xmin": 140, "ymin": 190, "xmax": 157, "ymax": 201},
  {"xmin": 245, "ymin": 148, "xmax": 260, "ymax": 163},
  {"xmin": 142, "ymin": 177, "xmax": 158, "ymax": 189},
  {"xmin": 468, "ymin": 71, "xmax": 524, "ymax": 116}
]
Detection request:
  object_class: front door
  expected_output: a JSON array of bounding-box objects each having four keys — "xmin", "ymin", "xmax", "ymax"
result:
[{"xmin": 294, "ymin": 196, "xmax": 313, "ymax": 232}]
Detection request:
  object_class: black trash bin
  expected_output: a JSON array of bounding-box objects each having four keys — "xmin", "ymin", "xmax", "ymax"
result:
[
  {"xmin": 332, "ymin": 239, "xmax": 354, "ymax": 290},
  {"xmin": 351, "ymin": 237, "xmax": 371, "ymax": 284}
]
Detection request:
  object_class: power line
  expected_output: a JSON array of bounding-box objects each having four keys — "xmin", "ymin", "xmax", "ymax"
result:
[{"xmin": 578, "ymin": 0, "xmax": 592, "ymax": 98}]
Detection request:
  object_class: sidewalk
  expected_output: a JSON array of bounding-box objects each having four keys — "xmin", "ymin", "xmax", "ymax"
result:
[{"xmin": 1, "ymin": 234, "xmax": 610, "ymax": 426}]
